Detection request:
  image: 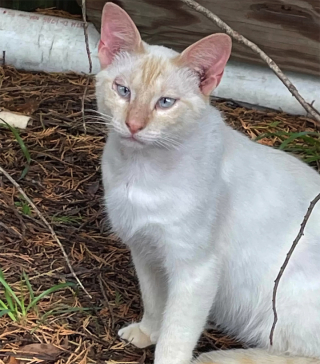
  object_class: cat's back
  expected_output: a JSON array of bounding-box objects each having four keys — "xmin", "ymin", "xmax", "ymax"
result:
[
  {"xmin": 212, "ymin": 121, "xmax": 320, "ymax": 346},
  {"xmin": 220, "ymin": 123, "xmax": 320, "ymax": 214},
  {"xmin": 219, "ymin": 120, "xmax": 320, "ymax": 257}
]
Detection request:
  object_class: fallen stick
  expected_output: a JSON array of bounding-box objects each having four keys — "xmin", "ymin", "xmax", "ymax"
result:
[
  {"xmin": 81, "ymin": 0, "xmax": 92, "ymax": 74},
  {"xmin": 0, "ymin": 166, "xmax": 92, "ymax": 299},
  {"xmin": 81, "ymin": 0, "xmax": 92, "ymax": 134},
  {"xmin": 269, "ymin": 192, "xmax": 320, "ymax": 345},
  {"xmin": 180, "ymin": 0, "xmax": 320, "ymax": 125}
]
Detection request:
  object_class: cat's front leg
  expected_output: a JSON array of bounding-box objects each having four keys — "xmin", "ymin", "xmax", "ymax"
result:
[
  {"xmin": 154, "ymin": 256, "xmax": 218, "ymax": 364},
  {"xmin": 118, "ymin": 246, "xmax": 166, "ymax": 348}
]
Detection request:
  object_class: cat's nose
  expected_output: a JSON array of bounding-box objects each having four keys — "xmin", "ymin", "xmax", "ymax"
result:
[{"xmin": 125, "ymin": 120, "xmax": 145, "ymax": 134}]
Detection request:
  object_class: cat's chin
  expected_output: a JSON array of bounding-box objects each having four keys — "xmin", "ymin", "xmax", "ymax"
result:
[{"xmin": 119, "ymin": 135, "xmax": 146, "ymax": 149}]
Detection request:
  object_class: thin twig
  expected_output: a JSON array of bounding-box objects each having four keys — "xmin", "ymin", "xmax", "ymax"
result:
[
  {"xmin": 81, "ymin": 77, "xmax": 90, "ymax": 135},
  {"xmin": 98, "ymin": 274, "xmax": 115, "ymax": 330},
  {"xmin": 270, "ymin": 192, "xmax": 320, "ymax": 345},
  {"xmin": 0, "ymin": 166, "xmax": 92, "ymax": 299},
  {"xmin": 2, "ymin": 51, "xmax": 6, "ymax": 66},
  {"xmin": 180, "ymin": 0, "xmax": 320, "ymax": 125},
  {"xmin": 81, "ymin": 0, "xmax": 92, "ymax": 74},
  {"xmin": 81, "ymin": 0, "xmax": 92, "ymax": 135}
]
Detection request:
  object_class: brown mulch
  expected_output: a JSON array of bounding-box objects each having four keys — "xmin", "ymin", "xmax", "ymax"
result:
[{"xmin": 0, "ymin": 65, "xmax": 319, "ymax": 364}]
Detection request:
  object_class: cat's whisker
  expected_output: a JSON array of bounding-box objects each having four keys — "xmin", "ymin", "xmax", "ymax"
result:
[
  {"xmin": 85, "ymin": 122, "xmax": 112, "ymax": 126},
  {"xmin": 84, "ymin": 118, "xmax": 108, "ymax": 123},
  {"xmin": 86, "ymin": 109, "xmax": 113, "ymax": 120},
  {"xmin": 87, "ymin": 116, "xmax": 113, "ymax": 123},
  {"xmin": 138, "ymin": 135, "xmax": 181, "ymax": 150},
  {"xmin": 85, "ymin": 117, "xmax": 114, "ymax": 125},
  {"xmin": 148, "ymin": 134, "xmax": 182, "ymax": 148},
  {"xmin": 85, "ymin": 118, "xmax": 112, "ymax": 123},
  {"xmin": 85, "ymin": 119, "xmax": 113, "ymax": 125},
  {"xmin": 160, "ymin": 134, "xmax": 183, "ymax": 145}
]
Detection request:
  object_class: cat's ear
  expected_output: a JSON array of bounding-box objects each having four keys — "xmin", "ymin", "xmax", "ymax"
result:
[
  {"xmin": 98, "ymin": 2, "xmax": 142, "ymax": 69},
  {"xmin": 178, "ymin": 34, "xmax": 231, "ymax": 96}
]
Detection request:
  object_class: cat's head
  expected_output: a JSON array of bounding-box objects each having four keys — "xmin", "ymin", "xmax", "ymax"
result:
[{"xmin": 95, "ymin": 2, "xmax": 231, "ymax": 149}]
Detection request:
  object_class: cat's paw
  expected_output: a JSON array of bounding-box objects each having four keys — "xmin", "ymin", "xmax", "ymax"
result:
[{"xmin": 118, "ymin": 322, "xmax": 158, "ymax": 348}]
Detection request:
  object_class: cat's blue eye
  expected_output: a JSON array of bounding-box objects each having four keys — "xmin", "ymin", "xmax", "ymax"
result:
[
  {"xmin": 157, "ymin": 97, "xmax": 176, "ymax": 109},
  {"xmin": 116, "ymin": 84, "xmax": 130, "ymax": 98}
]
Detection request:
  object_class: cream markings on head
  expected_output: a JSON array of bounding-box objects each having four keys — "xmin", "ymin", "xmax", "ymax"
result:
[
  {"xmin": 125, "ymin": 55, "xmax": 174, "ymax": 129},
  {"xmin": 141, "ymin": 56, "xmax": 163, "ymax": 87}
]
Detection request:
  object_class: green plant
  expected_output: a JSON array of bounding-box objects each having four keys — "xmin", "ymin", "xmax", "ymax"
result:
[
  {"xmin": 0, "ymin": 120, "xmax": 31, "ymax": 179},
  {"xmin": 115, "ymin": 291, "xmax": 123, "ymax": 306},
  {"xmin": 14, "ymin": 197, "xmax": 31, "ymax": 216},
  {"xmin": 0, "ymin": 269, "xmax": 75, "ymax": 322},
  {"xmin": 255, "ymin": 130, "xmax": 320, "ymax": 164}
]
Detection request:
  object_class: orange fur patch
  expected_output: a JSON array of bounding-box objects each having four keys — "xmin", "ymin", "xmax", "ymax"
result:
[
  {"xmin": 141, "ymin": 56, "xmax": 163, "ymax": 86},
  {"xmin": 125, "ymin": 55, "xmax": 172, "ymax": 128},
  {"xmin": 126, "ymin": 98, "xmax": 151, "ymax": 130}
]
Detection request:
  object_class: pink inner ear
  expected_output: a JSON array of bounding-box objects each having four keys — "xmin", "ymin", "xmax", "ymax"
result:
[
  {"xmin": 98, "ymin": 2, "xmax": 141, "ymax": 69},
  {"xmin": 179, "ymin": 34, "xmax": 232, "ymax": 96}
]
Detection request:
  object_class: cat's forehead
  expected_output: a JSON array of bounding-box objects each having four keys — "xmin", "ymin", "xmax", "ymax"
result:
[
  {"xmin": 130, "ymin": 45, "xmax": 181, "ymax": 92},
  {"xmin": 144, "ymin": 43, "xmax": 179, "ymax": 58},
  {"xmin": 114, "ymin": 44, "xmax": 179, "ymax": 84},
  {"xmin": 97, "ymin": 43, "xmax": 198, "ymax": 97}
]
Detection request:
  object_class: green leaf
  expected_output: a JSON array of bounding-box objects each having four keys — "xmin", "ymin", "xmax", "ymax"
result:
[
  {"xmin": 115, "ymin": 291, "xmax": 122, "ymax": 306},
  {"xmin": 0, "ymin": 119, "xmax": 31, "ymax": 179},
  {"xmin": 19, "ymin": 278, "xmax": 26, "ymax": 318},
  {"xmin": 268, "ymin": 121, "xmax": 281, "ymax": 128},
  {"xmin": 21, "ymin": 203, "xmax": 31, "ymax": 216},
  {"xmin": 0, "ymin": 309, "xmax": 11, "ymax": 318},
  {"xmin": 0, "ymin": 270, "xmax": 23, "ymax": 310},
  {"xmin": 279, "ymin": 132, "xmax": 320, "ymax": 150},
  {"xmin": 4, "ymin": 290, "xmax": 15, "ymax": 313},
  {"xmin": 20, "ymin": 165, "xmax": 30, "ymax": 180},
  {"xmin": 254, "ymin": 131, "xmax": 289, "ymax": 142},
  {"xmin": 304, "ymin": 155, "xmax": 320, "ymax": 163},
  {"xmin": 0, "ymin": 299, "xmax": 16, "ymax": 321},
  {"xmin": 23, "ymin": 271, "xmax": 35, "ymax": 302},
  {"xmin": 26, "ymin": 282, "xmax": 75, "ymax": 312}
]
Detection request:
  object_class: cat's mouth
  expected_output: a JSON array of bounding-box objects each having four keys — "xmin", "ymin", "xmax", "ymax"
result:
[{"xmin": 120, "ymin": 134, "xmax": 145, "ymax": 146}]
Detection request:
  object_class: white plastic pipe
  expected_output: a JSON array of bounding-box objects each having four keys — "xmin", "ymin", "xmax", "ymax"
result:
[
  {"xmin": 0, "ymin": 8, "xmax": 101, "ymax": 74},
  {"xmin": 0, "ymin": 8, "xmax": 319, "ymax": 115},
  {"xmin": 216, "ymin": 60, "xmax": 320, "ymax": 116}
]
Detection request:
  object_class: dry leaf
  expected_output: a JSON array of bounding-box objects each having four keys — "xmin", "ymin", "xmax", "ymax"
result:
[
  {"xmin": 6, "ymin": 343, "xmax": 63, "ymax": 363},
  {"xmin": 14, "ymin": 99, "xmax": 40, "ymax": 116},
  {"xmin": 7, "ymin": 357, "xmax": 19, "ymax": 364}
]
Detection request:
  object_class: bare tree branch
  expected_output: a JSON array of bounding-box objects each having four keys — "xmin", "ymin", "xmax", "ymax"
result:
[
  {"xmin": 98, "ymin": 274, "xmax": 115, "ymax": 330},
  {"xmin": 81, "ymin": 0, "xmax": 92, "ymax": 74},
  {"xmin": 81, "ymin": 77, "xmax": 90, "ymax": 135},
  {"xmin": 270, "ymin": 192, "xmax": 320, "ymax": 345},
  {"xmin": 81, "ymin": 0, "xmax": 92, "ymax": 135},
  {"xmin": 180, "ymin": 0, "xmax": 320, "ymax": 125},
  {"xmin": 0, "ymin": 166, "xmax": 92, "ymax": 299}
]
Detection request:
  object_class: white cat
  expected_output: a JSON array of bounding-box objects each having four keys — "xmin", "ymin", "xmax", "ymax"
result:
[{"xmin": 96, "ymin": 3, "xmax": 320, "ymax": 364}]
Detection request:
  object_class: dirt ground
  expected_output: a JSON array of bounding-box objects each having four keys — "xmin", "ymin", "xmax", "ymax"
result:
[{"xmin": 0, "ymin": 65, "xmax": 319, "ymax": 364}]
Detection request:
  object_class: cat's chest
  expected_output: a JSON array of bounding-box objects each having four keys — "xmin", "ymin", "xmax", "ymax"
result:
[
  {"xmin": 107, "ymin": 177, "xmax": 161, "ymax": 213},
  {"xmin": 104, "ymin": 166, "xmax": 171, "ymax": 242}
]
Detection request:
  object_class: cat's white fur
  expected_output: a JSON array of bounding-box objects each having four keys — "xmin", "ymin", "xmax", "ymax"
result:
[{"xmin": 97, "ymin": 5, "xmax": 320, "ymax": 364}]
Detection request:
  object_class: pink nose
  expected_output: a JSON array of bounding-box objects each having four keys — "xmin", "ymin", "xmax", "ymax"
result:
[{"xmin": 126, "ymin": 120, "xmax": 145, "ymax": 134}]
